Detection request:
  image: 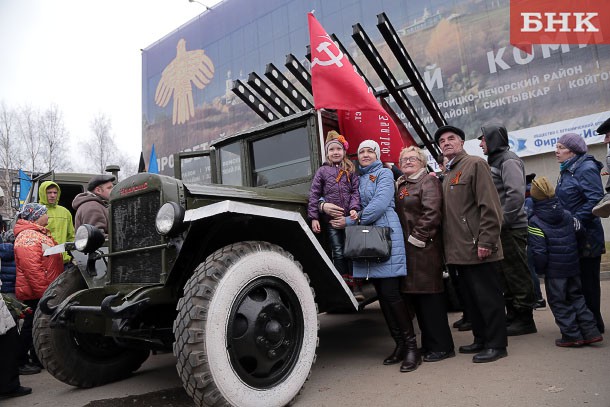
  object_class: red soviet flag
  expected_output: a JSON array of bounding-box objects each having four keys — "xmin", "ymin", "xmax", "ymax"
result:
[{"xmin": 308, "ymin": 13, "xmax": 406, "ymax": 163}]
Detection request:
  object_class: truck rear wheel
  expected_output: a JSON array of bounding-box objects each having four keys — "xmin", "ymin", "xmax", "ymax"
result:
[
  {"xmin": 33, "ymin": 265, "xmax": 150, "ymax": 388},
  {"xmin": 174, "ymin": 241, "xmax": 318, "ymax": 407}
]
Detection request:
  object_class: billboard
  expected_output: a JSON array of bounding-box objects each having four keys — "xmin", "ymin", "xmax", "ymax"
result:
[{"xmin": 142, "ymin": 0, "xmax": 610, "ymax": 174}]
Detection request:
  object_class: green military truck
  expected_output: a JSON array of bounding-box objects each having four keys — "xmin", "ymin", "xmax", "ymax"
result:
[
  {"xmin": 34, "ymin": 12, "xmax": 445, "ymax": 406},
  {"xmin": 34, "ymin": 110, "xmax": 361, "ymax": 407}
]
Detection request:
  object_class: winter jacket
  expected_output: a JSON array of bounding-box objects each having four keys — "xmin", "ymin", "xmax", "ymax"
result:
[
  {"xmin": 73, "ymin": 191, "xmax": 110, "ymax": 236},
  {"xmin": 556, "ymin": 154, "xmax": 605, "ymax": 258},
  {"xmin": 395, "ymin": 170, "xmax": 444, "ymax": 293},
  {"xmin": 0, "ymin": 243, "xmax": 16, "ymax": 293},
  {"xmin": 442, "ymin": 150, "xmax": 504, "ymax": 265},
  {"xmin": 39, "ymin": 181, "xmax": 75, "ymax": 263},
  {"xmin": 308, "ymin": 162, "xmax": 360, "ymax": 221},
  {"xmin": 528, "ymin": 197, "xmax": 580, "ymax": 279},
  {"xmin": 0, "ymin": 281, "xmax": 16, "ymax": 335},
  {"xmin": 345, "ymin": 160, "xmax": 406, "ymax": 279},
  {"xmin": 481, "ymin": 125, "xmax": 528, "ymax": 229},
  {"xmin": 14, "ymin": 219, "xmax": 64, "ymax": 301}
]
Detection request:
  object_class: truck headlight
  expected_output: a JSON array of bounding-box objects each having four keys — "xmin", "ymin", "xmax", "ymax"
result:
[
  {"xmin": 156, "ymin": 201, "xmax": 185, "ymax": 236},
  {"xmin": 74, "ymin": 224, "xmax": 105, "ymax": 253}
]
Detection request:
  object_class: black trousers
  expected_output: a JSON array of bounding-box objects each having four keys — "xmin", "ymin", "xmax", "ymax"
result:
[
  {"xmin": 545, "ymin": 276, "xmax": 599, "ymax": 339},
  {"xmin": 579, "ymin": 256, "xmax": 604, "ymax": 332},
  {"xmin": 326, "ymin": 226, "xmax": 349, "ymax": 277},
  {"xmin": 372, "ymin": 277, "xmax": 403, "ymax": 304},
  {"xmin": 18, "ymin": 299, "xmax": 39, "ymax": 366},
  {"xmin": 453, "ymin": 262, "xmax": 507, "ymax": 349},
  {"xmin": 0, "ymin": 326, "xmax": 21, "ymax": 393},
  {"xmin": 409, "ymin": 293, "xmax": 454, "ymax": 352}
]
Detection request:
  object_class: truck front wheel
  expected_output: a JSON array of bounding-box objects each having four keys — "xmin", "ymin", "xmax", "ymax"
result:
[
  {"xmin": 174, "ymin": 241, "xmax": 318, "ymax": 407},
  {"xmin": 33, "ymin": 265, "xmax": 150, "ymax": 388}
]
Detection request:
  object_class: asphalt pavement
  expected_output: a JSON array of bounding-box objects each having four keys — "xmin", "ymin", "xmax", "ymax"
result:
[{"xmin": 10, "ymin": 280, "xmax": 610, "ymax": 407}]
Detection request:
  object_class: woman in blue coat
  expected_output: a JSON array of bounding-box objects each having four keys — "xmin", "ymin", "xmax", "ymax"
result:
[
  {"xmin": 324, "ymin": 140, "xmax": 416, "ymax": 372},
  {"xmin": 555, "ymin": 133, "xmax": 605, "ymax": 334}
]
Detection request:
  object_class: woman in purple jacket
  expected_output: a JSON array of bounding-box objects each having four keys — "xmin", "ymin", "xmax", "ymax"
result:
[{"xmin": 308, "ymin": 131, "xmax": 361, "ymax": 298}]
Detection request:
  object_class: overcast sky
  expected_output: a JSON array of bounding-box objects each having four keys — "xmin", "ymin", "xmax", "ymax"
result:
[{"xmin": 0, "ymin": 0, "xmax": 219, "ymax": 172}]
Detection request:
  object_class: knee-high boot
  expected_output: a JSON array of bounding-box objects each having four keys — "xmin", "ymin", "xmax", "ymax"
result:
[
  {"xmin": 379, "ymin": 299, "xmax": 406, "ymax": 365},
  {"xmin": 390, "ymin": 300, "xmax": 421, "ymax": 372}
]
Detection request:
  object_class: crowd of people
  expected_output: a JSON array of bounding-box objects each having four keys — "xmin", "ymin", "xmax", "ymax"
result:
[
  {"xmin": 309, "ymin": 120, "xmax": 609, "ymax": 372},
  {"xmin": 0, "ymin": 174, "xmax": 114, "ymax": 400},
  {"xmin": 1, "ymin": 120, "xmax": 608, "ymax": 399}
]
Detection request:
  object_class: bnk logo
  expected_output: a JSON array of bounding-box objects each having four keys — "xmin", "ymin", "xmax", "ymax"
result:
[{"xmin": 510, "ymin": 0, "xmax": 610, "ymax": 53}]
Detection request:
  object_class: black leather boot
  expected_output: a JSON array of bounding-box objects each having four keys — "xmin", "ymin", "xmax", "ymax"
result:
[
  {"xmin": 389, "ymin": 300, "xmax": 421, "ymax": 372},
  {"xmin": 379, "ymin": 300, "xmax": 406, "ymax": 365},
  {"xmin": 506, "ymin": 308, "xmax": 537, "ymax": 336}
]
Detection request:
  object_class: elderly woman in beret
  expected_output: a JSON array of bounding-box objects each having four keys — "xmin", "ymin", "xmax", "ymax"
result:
[{"xmin": 395, "ymin": 146, "xmax": 455, "ymax": 362}]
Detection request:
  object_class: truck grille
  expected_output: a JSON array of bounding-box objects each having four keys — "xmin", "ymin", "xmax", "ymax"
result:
[{"xmin": 110, "ymin": 191, "xmax": 163, "ymax": 284}]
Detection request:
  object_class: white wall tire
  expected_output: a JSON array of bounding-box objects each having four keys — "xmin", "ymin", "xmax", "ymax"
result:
[{"xmin": 174, "ymin": 241, "xmax": 318, "ymax": 407}]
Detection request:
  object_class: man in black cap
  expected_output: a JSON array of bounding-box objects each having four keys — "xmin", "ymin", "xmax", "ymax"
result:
[
  {"xmin": 435, "ymin": 125, "xmax": 508, "ymax": 363},
  {"xmin": 592, "ymin": 117, "xmax": 610, "ymax": 217},
  {"xmin": 479, "ymin": 125, "xmax": 537, "ymax": 336},
  {"xmin": 72, "ymin": 175, "xmax": 115, "ymax": 236}
]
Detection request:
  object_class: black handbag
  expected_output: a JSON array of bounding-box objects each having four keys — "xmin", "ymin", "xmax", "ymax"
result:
[{"xmin": 344, "ymin": 224, "xmax": 392, "ymax": 262}]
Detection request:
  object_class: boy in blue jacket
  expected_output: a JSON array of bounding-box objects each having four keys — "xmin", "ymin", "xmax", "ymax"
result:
[{"xmin": 528, "ymin": 177, "xmax": 603, "ymax": 347}]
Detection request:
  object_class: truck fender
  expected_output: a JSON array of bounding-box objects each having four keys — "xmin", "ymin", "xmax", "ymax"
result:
[{"xmin": 183, "ymin": 200, "xmax": 357, "ymax": 313}]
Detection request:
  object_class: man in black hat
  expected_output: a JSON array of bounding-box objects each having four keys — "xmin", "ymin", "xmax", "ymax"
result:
[
  {"xmin": 72, "ymin": 175, "xmax": 116, "ymax": 236},
  {"xmin": 592, "ymin": 117, "xmax": 610, "ymax": 217},
  {"xmin": 435, "ymin": 125, "xmax": 508, "ymax": 363}
]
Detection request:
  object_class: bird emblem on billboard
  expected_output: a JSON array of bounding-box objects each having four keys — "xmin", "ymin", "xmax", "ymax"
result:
[{"xmin": 155, "ymin": 38, "xmax": 215, "ymax": 125}]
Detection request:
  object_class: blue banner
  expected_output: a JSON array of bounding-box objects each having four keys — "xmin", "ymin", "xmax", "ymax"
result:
[
  {"xmin": 149, "ymin": 144, "xmax": 159, "ymax": 174},
  {"xmin": 18, "ymin": 169, "xmax": 31, "ymax": 207}
]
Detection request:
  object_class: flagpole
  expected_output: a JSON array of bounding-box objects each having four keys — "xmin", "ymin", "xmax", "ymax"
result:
[{"xmin": 317, "ymin": 109, "xmax": 325, "ymax": 161}]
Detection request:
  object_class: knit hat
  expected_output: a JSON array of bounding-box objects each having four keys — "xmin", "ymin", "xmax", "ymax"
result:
[
  {"xmin": 596, "ymin": 117, "xmax": 610, "ymax": 135},
  {"xmin": 87, "ymin": 174, "xmax": 116, "ymax": 192},
  {"xmin": 18, "ymin": 203, "xmax": 47, "ymax": 222},
  {"xmin": 530, "ymin": 176, "xmax": 555, "ymax": 201},
  {"xmin": 357, "ymin": 139, "xmax": 380, "ymax": 158},
  {"xmin": 325, "ymin": 130, "xmax": 349, "ymax": 154},
  {"xmin": 434, "ymin": 125, "xmax": 465, "ymax": 144},
  {"xmin": 557, "ymin": 133, "xmax": 587, "ymax": 154}
]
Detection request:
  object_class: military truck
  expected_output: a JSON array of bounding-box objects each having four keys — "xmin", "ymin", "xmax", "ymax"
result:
[
  {"xmin": 34, "ymin": 13, "xmax": 446, "ymax": 407},
  {"xmin": 34, "ymin": 110, "xmax": 358, "ymax": 406}
]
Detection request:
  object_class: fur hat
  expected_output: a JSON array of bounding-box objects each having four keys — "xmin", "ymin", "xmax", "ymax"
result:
[
  {"xmin": 87, "ymin": 174, "xmax": 116, "ymax": 192},
  {"xmin": 596, "ymin": 117, "xmax": 610, "ymax": 135},
  {"xmin": 530, "ymin": 176, "xmax": 555, "ymax": 201},
  {"xmin": 434, "ymin": 125, "xmax": 465, "ymax": 144},
  {"xmin": 325, "ymin": 130, "xmax": 349, "ymax": 154},
  {"xmin": 557, "ymin": 133, "xmax": 587, "ymax": 154},
  {"xmin": 18, "ymin": 203, "xmax": 47, "ymax": 222},
  {"xmin": 357, "ymin": 139, "xmax": 380, "ymax": 158}
]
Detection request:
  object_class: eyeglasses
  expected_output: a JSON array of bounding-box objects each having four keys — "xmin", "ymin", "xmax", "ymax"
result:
[{"xmin": 399, "ymin": 157, "xmax": 421, "ymax": 164}]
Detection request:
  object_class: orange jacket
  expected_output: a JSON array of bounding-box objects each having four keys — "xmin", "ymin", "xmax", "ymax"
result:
[{"xmin": 14, "ymin": 219, "xmax": 64, "ymax": 301}]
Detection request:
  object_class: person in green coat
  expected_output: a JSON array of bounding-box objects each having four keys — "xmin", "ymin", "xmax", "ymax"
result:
[{"xmin": 38, "ymin": 181, "xmax": 74, "ymax": 264}]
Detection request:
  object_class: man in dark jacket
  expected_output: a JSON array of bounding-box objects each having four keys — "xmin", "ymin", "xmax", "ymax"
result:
[
  {"xmin": 479, "ymin": 125, "xmax": 537, "ymax": 336},
  {"xmin": 72, "ymin": 175, "xmax": 115, "ymax": 236},
  {"xmin": 436, "ymin": 125, "xmax": 507, "ymax": 363},
  {"xmin": 592, "ymin": 117, "xmax": 610, "ymax": 217}
]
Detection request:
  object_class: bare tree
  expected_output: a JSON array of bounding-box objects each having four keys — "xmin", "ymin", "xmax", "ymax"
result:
[
  {"xmin": 0, "ymin": 101, "xmax": 24, "ymax": 216},
  {"xmin": 80, "ymin": 113, "xmax": 118, "ymax": 173},
  {"xmin": 39, "ymin": 104, "xmax": 71, "ymax": 172},
  {"xmin": 18, "ymin": 105, "xmax": 42, "ymax": 173}
]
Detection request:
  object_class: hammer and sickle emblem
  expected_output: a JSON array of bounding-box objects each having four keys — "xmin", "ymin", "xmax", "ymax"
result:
[{"xmin": 312, "ymin": 35, "xmax": 344, "ymax": 68}]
